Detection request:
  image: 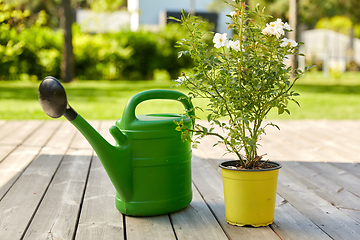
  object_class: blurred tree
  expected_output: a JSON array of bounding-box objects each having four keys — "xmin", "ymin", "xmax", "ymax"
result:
[
  {"xmin": 60, "ymin": 0, "xmax": 74, "ymax": 82},
  {"xmin": 316, "ymin": 16, "xmax": 353, "ymax": 35},
  {"xmin": 88, "ymin": 0, "xmax": 125, "ymax": 12},
  {"xmin": 338, "ymin": 1, "xmax": 360, "ymax": 25},
  {"xmin": 339, "ymin": 0, "xmax": 360, "ymax": 63},
  {"xmin": 3, "ymin": 0, "xmax": 125, "ymax": 82},
  {"xmin": 0, "ymin": 0, "xmax": 31, "ymax": 30},
  {"xmin": 288, "ymin": 0, "xmax": 298, "ymax": 70}
]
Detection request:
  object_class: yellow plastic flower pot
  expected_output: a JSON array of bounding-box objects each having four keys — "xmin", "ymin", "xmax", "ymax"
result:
[{"xmin": 220, "ymin": 160, "xmax": 281, "ymax": 227}]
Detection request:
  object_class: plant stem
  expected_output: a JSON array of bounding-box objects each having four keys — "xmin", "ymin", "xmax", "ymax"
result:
[{"xmin": 190, "ymin": 126, "xmax": 245, "ymax": 165}]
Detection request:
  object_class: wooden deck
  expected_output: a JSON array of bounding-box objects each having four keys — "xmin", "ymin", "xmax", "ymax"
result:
[{"xmin": 0, "ymin": 120, "xmax": 359, "ymax": 239}]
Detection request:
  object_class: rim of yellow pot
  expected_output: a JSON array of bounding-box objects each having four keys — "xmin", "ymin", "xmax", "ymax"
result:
[{"xmin": 219, "ymin": 160, "xmax": 282, "ymax": 171}]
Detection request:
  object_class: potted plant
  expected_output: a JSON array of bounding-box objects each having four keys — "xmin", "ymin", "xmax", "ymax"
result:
[{"xmin": 172, "ymin": 0, "xmax": 309, "ymax": 226}]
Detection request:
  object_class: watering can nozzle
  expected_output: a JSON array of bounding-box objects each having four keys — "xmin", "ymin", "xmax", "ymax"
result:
[
  {"xmin": 38, "ymin": 76, "xmax": 69, "ymax": 119},
  {"xmin": 38, "ymin": 76, "xmax": 79, "ymax": 122}
]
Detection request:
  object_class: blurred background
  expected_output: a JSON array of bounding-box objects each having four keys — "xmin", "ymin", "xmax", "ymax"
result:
[{"xmin": 0, "ymin": 0, "xmax": 359, "ymax": 120}]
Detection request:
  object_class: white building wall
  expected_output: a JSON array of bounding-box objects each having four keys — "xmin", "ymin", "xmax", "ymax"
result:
[
  {"xmin": 303, "ymin": 29, "xmax": 360, "ymax": 72},
  {"xmin": 76, "ymin": 10, "xmax": 130, "ymax": 33},
  {"xmin": 129, "ymin": 0, "xmax": 230, "ymax": 33}
]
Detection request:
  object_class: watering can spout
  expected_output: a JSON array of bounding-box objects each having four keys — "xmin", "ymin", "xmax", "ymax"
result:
[
  {"xmin": 38, "ymin": 77, "xmax": 133, "ymax": 202},
  {"xmin": 69, "ymin": 113, "xmax": 133, "ymax": 202}
]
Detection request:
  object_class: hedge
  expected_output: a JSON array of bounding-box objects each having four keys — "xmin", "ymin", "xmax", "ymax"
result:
[{"xmin": 0, "ymin": 23, "xmax": 193, "ymax": 81}]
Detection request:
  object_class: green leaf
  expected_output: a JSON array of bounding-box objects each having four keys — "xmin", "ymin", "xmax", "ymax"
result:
[
  {"xmin": 168, "ymin": 16, "xmax": 181, "ymax": 22},
  {"xmin": 278, "ymin": 106, "xmax": 284, "ymax": 115},
  {"xmin": 181, "ymin": 133, "xmax": 186, "ymax": 141},
  {"xmin": 270, "ymin": 123, "xmax": 280, "ymax": 131},
  {"xmin": 292, "ymin": 98, "xmax": 301, "ymax": 107}
]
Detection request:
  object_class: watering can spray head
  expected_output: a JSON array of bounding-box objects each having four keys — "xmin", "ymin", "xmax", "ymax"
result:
[{"xmin": 38, "ymin": 76, "xmax": 77, "ymax": 121}]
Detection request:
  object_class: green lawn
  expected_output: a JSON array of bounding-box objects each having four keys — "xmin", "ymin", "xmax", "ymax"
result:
[
  {"xmin": 266, "ymin": 72, "xmax": 360, "ymax": 119},
  {"xmin": 1, "ymin": 72, "xmax": 360, "ymax": 120}
]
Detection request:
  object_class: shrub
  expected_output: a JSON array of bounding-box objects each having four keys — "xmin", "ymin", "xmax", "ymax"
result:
[
  {"xmin": 73, "ymin": 26, "xmax": 132, "ymax": 80},
  {"xmin": 155, "ymin": 23, "xmax": 194, "ymax": 79},
  {"xmin": 110, "ymin": 30, "xmax": 159, "ymax": 80},
  {"xmin": 0, "ymin": 2, "xmax": 62, "ymax": 80},
  {"xmin": 0, "ymin": 2, "xmax": 193, "ymax": 81}
]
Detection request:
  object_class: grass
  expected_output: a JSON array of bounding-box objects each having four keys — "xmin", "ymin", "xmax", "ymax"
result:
[
  {"xmin": 266, "ymin": 71, "xmax": 360, "ymax": 120},
  {"xmin": 1, "ymin": 71, "xmax": 360, "ymax": 120},
  {"xmin": 0, "ymin": 79, "xmax": 187, "ymax": 120}
]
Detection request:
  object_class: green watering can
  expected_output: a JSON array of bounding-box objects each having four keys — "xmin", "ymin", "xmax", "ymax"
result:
[{"xmin": 38, "ymin": 76, "xmax": 194, "ymax": 216}]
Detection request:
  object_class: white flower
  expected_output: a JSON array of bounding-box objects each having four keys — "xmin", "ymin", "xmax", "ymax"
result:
[
  {"xmin": 174, "ymin": 76, "xmax": 187, "ymax": 84},
  {"xmin": 274, "ymin": 19, "xmax": 292, "ymax": 31},
  {"xmin": 272, "ymin": 19, "xmax": 285, "ymax": 36},
  {"xmin": 228, "ymin": 40, "xmax": 241, "ymax": 52},
  {"xmin": 261, "ymin": 25, "xmax": 279, "ymax": 37},
  {"xmin": 230, "ymin": 11, "xmax": 237, "ymax": 17},
  {"xmin": 213, "ymin": 33, "xmax": 228, "ymax": 48},
  {"xmin": 262, "ymin": 18, "xmax": 291, "ymax": 38},
  {"xmin": 283, "ymin": 22, "xmax": 291, "ymax": 31},
  {"xmin": 274, "ymin": 18, "xmax": 284, "ymax": 29},
  {"xmin": 280, "ymin": 38, "xmax": 298, "ymax": 47}
]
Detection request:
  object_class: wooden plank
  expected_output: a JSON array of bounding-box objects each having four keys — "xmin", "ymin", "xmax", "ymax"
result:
[
  {"xmin": 191, "ymin": 156, "xmax": 281, "ymax": 240},
  {"xmin": 126, "ymin": 215, "xmax": 175, "ymax": 240},
  {"xmin": 75, "ymin": 121, "xmax": 124, "ymax": 240},
  {"xmin": 0, "ymin": 121, "xmax": 70, "ymax": 199},
  {"xmin": 170, "ymin": 184, "xmax": 228, "ymax": 240},
  {"xmin": 0, "ymin": 120, "xmax": 6, "ymax": 128},
  {"xmin": 0, "ymin": 121, "xmax": 23, "ymax": 144},
  {"xmin": 330, "ymin": 162, "xmax": 360, "ymax": 178},
  {"xmin": 0, "ymin": 146, "xmax": 41, "ymax": 199},
  {"xmin": 305, "ymin": 162, "xmax": 360, "ymax": 197},
  {"xmin": 272, "ymin": 120, "xmax": 360, "ymax": 163},
  {"xmin": 340, "ymin": 209, "xmax": 360, "ymax": 225},
  {"xmin": 272, "ymin": 193, "xmax": 332, "ymax": 240},
  {"xmin": 45, "ymin": 121, "xmax": 77, "ymax": 150},
  {"xmin": 277, "ymin": 166, "xmax": 360, "ymax": 239},
  {"xmin": 0, "ymin": 152, "xmax": 64, "ymax": 240},
  {"xmin": 75, "ymin": 156, "xmax": 124, "ymax": 240},
  {"xmin": 311, "ymin": 120, "xmax": 360, "ymax": 156},
  {"xmin": 22, "ymin": 121, "xmax": 63, "ymax": 148},
  {"xmin": 0, "ymin": 120, "xmax": 22, "ymax": 163},
  {"xmin": 260, "ymin": 121, "xmax": 342, "ymax": 162},
  {"xmin": 0, "ymin": 121, "xmax": 62, "ymax": 164},
  {"xmin": 281, "ymin": 162, "xmax": 360, "ymax": 214},
  {"xmin": 253, "ymin": 120, "xmax": 360, "ymax": 163},
  {"xmin": 0, "ymin": 121, "xmax": 42, "ymax": 146},
  {"xmin": 0, "ymin": 122, "xmax": 77, "ymax": 240},
  {"xmin": 0, "ymin": 145, "xmax": 16, "ymax": 163},
  {"xmin": 23, "ymin": 148, "xmax": 92, "ymax": 240},
  {"xmin": 288, "ymin": 123, "xmax": 359, "ymax": 163}
]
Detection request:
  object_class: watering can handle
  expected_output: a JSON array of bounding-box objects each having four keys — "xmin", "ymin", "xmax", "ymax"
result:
[{"xmin": 122, "ymin": 89, "xmax": 194, "ymax": 123}]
